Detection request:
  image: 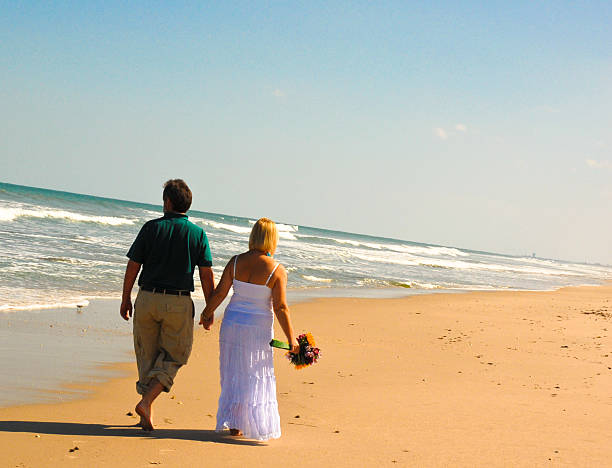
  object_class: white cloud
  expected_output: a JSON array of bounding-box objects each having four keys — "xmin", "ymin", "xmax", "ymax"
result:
[
  {"xmin": 594, "ymin": 140, "xmax": 606, "ymax": 149},
  {"xmin": 272, "ymin": 89, "xmax": 285, "ymax": 98},
  {"xmin": 435, "ymin": 128, "xmax": 448, "ymax": 140},
  {"xmin": 586, "ymin": 159, "xmax": 612, "ymax": 169},
  {"xmin": 435, "ymin": 124, "xmax": 468, "ymax": 140}
]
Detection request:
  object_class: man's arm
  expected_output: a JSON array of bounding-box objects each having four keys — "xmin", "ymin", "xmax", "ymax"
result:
[
  {"xmin": 199, "ymin": 259, "xmax": 232, "ymax": 330},
  {"xmin": 198, "ymin": 266, "xmax": 215, "ymax": 304},
  {"xmin": 120, "ymin": 260, "xmax": 142, "ymax": 321}
]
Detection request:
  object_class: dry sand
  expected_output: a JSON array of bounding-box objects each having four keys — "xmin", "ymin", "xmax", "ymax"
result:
[{"xmin": 1, "ymin": 284, "xmax": 611, "ymax": 467}]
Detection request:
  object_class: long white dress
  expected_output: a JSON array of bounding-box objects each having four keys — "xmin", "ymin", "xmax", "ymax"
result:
[{"xmin": 215, "ymin": 256, "xmax": 281, "ymax": 440}]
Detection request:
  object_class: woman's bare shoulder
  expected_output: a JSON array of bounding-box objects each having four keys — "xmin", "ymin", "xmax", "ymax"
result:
[
  {"xmin": 225, "ymin": 254, "xmax": 237, "ymax": 268},
  {"xmin": 272, "ymin": 262, "xmax": 287, "ymax": 280},
  {"xmin": 225, "ymin": 252, "xmax": 248, "ymax": 270}
]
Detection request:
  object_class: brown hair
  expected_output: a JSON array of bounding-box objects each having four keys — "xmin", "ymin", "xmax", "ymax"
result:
[
  {"xmin": 249, "ymin": 218, "xmax": 278, "ymax": 254},
  {"xmin": 163, "ymin": 179, "xmax": 192, "ymax": 213}
]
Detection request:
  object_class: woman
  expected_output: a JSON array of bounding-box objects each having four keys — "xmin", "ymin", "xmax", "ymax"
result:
[{"xmin": 199, "ymin": 218, "xmax": 299, "ymax": 440}]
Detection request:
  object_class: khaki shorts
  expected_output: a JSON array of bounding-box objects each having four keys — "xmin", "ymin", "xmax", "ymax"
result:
[{"xmin": 133, "ymin": 289, "xmax": 195, "ymax": 394}]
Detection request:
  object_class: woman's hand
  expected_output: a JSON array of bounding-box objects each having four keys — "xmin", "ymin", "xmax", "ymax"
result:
[
  {"xmin": 199, "ymin": 312, "xmax": 214, "ymax": 330},
  {"xmin": 290, "ymin": 340, "xmax": 299, "ymax": 354}
]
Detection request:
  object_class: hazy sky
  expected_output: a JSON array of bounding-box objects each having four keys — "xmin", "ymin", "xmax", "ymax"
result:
[{"xmin": 1, "ymin": 1, "xmax": 611, "ymax": 264}]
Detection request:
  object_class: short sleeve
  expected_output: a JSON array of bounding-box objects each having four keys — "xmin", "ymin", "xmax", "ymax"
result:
[
  {"xmin": 126, "ymin": 224, "xmax": 149, "ymax": 264},
  {"xmin": 197, "ymin": 231, "xmax": 213, "ymax": 267}
]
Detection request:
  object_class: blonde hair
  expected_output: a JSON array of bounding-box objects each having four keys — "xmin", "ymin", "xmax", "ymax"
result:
[{"xmin": 249, "ymin": 218, "xmax": 278, "ymax": 254}]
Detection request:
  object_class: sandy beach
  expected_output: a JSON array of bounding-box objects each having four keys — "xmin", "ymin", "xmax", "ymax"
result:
[{"xmin": 1, "ymin": 284, "xmax": 611, "ymax": 467}]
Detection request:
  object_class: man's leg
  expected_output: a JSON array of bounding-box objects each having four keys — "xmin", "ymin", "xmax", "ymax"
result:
[
  {"xmin": 135, "ymin": 378, "xmax": 164, "ymax": 432},
  {"xmin": 148, "ymin": 296, "xmax": 194, "ymax": 392},
  {"xmin": 132, "ymin": 290, "xmax": 162, "ymax": 429},
  {"xmin": 136, "ymin": 295, "xmax": 194, "ymax": 430}
]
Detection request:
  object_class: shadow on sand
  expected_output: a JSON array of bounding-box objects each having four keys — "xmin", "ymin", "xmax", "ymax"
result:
[{"xmin": 0, "ymin": 420, "xmax": 265, "ymax": 446}]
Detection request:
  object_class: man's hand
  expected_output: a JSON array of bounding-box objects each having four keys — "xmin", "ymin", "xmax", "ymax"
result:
[
  {"xmin": 120, "ymin": 299, "xmax": 133, "ymax": 321},
  {"xmin": 199, "ymin": 312, "xmax": 214, "ymax": 330},
  {"xmin": 120, "ymin": 260, "xmax": 141, "ymax": 321}
]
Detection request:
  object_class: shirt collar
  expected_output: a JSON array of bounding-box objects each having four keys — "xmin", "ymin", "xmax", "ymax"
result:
[{"xmin": 163, "ymin": 212, "xmax": 188, "ymax": 219}]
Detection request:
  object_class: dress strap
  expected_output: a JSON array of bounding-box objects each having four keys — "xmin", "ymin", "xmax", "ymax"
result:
[
  {"xmin": 265, "ymin": 263, "xmax": 280, "ymax": 286},
  {"xmin": 233, "ymin": 255, "xmax": 239, "ymax": 279}
]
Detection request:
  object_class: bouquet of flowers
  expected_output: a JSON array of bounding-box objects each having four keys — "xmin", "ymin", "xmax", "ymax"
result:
[{"xmin": 270, "ymin": 333, "xmax": 320, "ymax": 370}]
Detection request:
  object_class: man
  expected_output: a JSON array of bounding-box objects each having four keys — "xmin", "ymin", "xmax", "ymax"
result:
[{"xmin": 120, "ymin": 179, "xmax": 214, "ymax": 431}]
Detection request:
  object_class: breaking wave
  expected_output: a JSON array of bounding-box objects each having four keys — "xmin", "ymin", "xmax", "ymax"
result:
[
  {"xmin": 302, "ymin": 275, "xmax": 333, "ymax": 283},
  {"xmin": 0, "ymin": 207, "xmax": 134, "ymax": 226}
]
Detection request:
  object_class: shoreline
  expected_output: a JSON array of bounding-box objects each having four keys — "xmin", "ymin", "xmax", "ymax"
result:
[
  {"xmin": 1, "ymin": 284, "xmax": 611, "ymax": 466},
  {"xmin": 4, "ymin": 277, "xmax": 611, "ymax": 313},
  {"xmin": 1, "ymin": 282, "xmax": 610, "ymax": 408},
  {"xmin": 0, "ymin": 299, "xmax": 133, "ymax": 407}
]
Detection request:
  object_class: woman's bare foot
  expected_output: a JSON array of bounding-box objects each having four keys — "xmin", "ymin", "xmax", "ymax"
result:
[
  {"xmin": 229, "ymin": 428, "xmax": 243, "ymax": 436},
  {"xmin": 135, "ymin": 401, "xmax": 154, "ymax": 432}
]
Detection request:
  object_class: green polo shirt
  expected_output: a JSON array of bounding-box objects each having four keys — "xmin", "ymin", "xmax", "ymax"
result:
[{"xmin": 127, "ymin": 212, "xmax": 212, "ymax": 291}]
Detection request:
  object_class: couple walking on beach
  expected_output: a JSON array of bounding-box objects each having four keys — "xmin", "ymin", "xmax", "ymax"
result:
[{"xmin": 119, "ymin": 179, "xmax": 299, "ymax": 440}]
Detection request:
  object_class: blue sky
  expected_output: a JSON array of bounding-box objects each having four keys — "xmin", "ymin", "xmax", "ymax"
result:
[{"xmin": 1, "ymin": 1, "xmax": 611, "ymax": 263}]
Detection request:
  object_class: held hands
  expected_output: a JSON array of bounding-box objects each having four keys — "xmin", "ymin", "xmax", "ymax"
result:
[
  {"xmin": 199, "ymin": 312, "xmax": 214, "ymax": 330},
  {"xmin": 120, "ymin": 299, "xmax": 133, "ymax": 321}
]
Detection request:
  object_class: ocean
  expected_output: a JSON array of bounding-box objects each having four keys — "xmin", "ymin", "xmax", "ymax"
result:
[
  {"xmin": 1, "ymin": 181, "xmax": 611, "ymax": 406},
  {"xmin": 1, "ymin": 181, "xmax": 611, "ymax": 312}
]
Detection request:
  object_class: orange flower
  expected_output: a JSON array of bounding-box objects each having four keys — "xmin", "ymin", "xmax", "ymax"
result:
[{"xmin": 305, "ymin": 333, "xmax": 316, "ymax": 347}]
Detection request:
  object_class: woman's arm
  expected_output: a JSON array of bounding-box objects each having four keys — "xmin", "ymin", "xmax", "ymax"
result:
[
  {"xmin": 271, "ymin": 265, "xmax": 299, "ymax": 352},
  {"xmin": 199, "ymin": 257, "xmax": 234, "ymax": 330}
]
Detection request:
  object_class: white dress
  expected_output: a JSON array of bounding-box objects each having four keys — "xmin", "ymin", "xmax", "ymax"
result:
[{"xmin": 215, "ymin": 256, "xmax": 281, "ymax": 440}]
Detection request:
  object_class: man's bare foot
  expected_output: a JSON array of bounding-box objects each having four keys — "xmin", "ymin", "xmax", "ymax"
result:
[
  {"xmin": 135, "ymin": 401, "xmax": 154, "ymax": 431},
  {"xmin": 229, "ymin": 428, "xmax": 243, "ymax": 436}
]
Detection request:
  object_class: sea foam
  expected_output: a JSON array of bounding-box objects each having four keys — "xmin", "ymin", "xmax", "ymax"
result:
[
  {"xmin": 302, "ymin": 275, "xmax": 333, "ymax": 283},
  {"xmin": 0, "ymin": 299, "xmax": 90, "ymax": 312},
  {"xmin": 197, "ymin": 218, "xmax": 298, "ymax": 239},
  {"xmin": 0, "ymin": 207, "xmax": 134, "ymax": 226},
  {"xmin": 197, "ymin": 219, "xmax": 252, "ymax": 234}
]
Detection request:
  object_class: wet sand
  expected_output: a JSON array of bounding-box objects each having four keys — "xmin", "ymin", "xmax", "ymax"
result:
[
  {"xmin": 0, "ymin": 284, "xmax": 611, "ymax": 466},
  {"xmin": 0, "ymin": 299, "xmax": 133, "ymax": 406}
]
